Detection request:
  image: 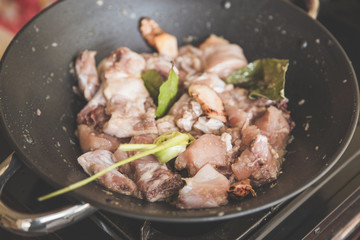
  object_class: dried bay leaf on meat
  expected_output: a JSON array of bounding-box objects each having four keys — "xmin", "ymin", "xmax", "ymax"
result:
[{"xmin": 225, "ymin": 58, "xmax": 289, "ymax": 101}]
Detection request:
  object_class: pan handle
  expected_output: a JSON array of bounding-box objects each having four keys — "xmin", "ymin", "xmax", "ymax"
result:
[{"xmin": 0, "ymin": 153, "xmax": 97, "ymax": 236}]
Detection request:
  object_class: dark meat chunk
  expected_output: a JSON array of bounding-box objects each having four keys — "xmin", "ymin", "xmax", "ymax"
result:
[
  {"xmin": 177, "ymin": 164, "xmax": 230, "ymax": 209},
  {"xmin": 113, "ymin": 148, "xmax": 133, "ymax": 177},
  {"xmin": 77, "ymin": 105, "xmax": 110, "ymax": 131},
  {"xmin": 132, "ymin": 156, "xmax": 183, "ymax": 202},
  {"xmin": 228, "ymin": 178, "xmax": 256, "ymax": 199},
  {"xmin": 77, "ymin": 85, "xmax": 108, "ymax": 130},
  {"xmin": 231, "ymin": 134, "xmax": 280, "ymax": 186},
  {"xmin": 127, "ymin": 135, "xmax": 184, "ymax": 202},
  {"xmin": 78, "ymin": 150, "xmax": 141, "ymax": 198}
]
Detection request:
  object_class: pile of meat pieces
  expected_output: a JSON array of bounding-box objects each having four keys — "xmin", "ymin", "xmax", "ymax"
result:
[{"xmin": 74, "ymin": 30, "xmax": 292, "ymax": 209}]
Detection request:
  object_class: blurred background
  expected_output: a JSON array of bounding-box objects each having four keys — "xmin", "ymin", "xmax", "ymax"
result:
[{"xmin": 0, "ymin": 0, "xmax": 56, "ymax": 57}]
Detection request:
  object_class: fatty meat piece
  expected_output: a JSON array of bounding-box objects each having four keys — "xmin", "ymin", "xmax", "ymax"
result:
[
  {"xmin": 185, "ymin": 72, "xmax": 226, "ymax": 93},
  {"xmin": 98, "ymin": 47, "xmax": 146, "ymax": 81},
  {"xmin": 97, "ymin": 48, "xmax": 158, "ymax": 138},
  {"xmin": 78, "ymin": 150, "xmax": 141, "ymax": 198},
  {"xmin": 127, "ymin": 135, "xmax": 184, "ymax": 202},
  {"xmin": 103, "ymin": 108, "xmax": 158, "ymax": 139},
  {"xmin": 75, "ymin": 50, "xmax": 100, "ymax": 101},
  {"xmin": 200, "ymin": 35, "xmax": 248, "ymax": 78},
  {"xmin": 169, "ymin": 93, "xmax": 203, "ymax": 132}
]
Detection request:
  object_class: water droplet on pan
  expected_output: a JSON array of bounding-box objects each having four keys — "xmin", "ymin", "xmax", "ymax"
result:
[
  {"xmin": 222, "ymin": 0, "xmax": 231, "ymax": 9},
  {"xmin": 299, "ymin": 40, "xmax": 308, "ymax": 49}
]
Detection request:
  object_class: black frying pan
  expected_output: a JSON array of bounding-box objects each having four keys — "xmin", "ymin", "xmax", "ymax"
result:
[{"xmin": 0, "ymin": 0, "xmax": 358, "ymax": 222}]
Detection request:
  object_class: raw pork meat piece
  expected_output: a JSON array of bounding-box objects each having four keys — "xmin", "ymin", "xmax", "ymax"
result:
[
  {"xmin": 231, "ymin": 134, "xmax": 280, "ymax": 186},
  {"xmin": 78, "ymin": 150, "xmax": 141, "ymax": 198},
  {"xmin": 175, "ymin": 134, "xmax": 228, "ymax": 176},
  {"xmin": 75, "ymin": 50, "xmax": 99, "ymax": 101},
  {"xmin": 177, "ymin": 164, "xmax": 230, "ymax": 209},
  {"xmin": 127, "ymin": 135, "xmax": 184, "ymax": 202},
  {"xmin": 200, "ymin": 35, "xmax": 248, "ymax": 78},
  {"xmin": 254, "ymin": 106, "xmax": 291, "ymax": 151},
  {"xmin": 77, "ymin": 124, "xmax": 121, "ymax": 153}
]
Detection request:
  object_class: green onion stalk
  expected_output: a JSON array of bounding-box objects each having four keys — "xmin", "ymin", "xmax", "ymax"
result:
[{"xmin": 38, "ymin": 131, "xmax": 194, "ymax": 201}]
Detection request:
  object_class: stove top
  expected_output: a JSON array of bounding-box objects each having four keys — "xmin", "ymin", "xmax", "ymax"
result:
[{"xmin": 0, "ymin": 0, "xmax": 359, "ymax": 239}]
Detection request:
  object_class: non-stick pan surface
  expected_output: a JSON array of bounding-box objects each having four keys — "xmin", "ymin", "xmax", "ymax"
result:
[{"xmin": 0, "ymin": 0, "xmax": 358, "ymax": 222}]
